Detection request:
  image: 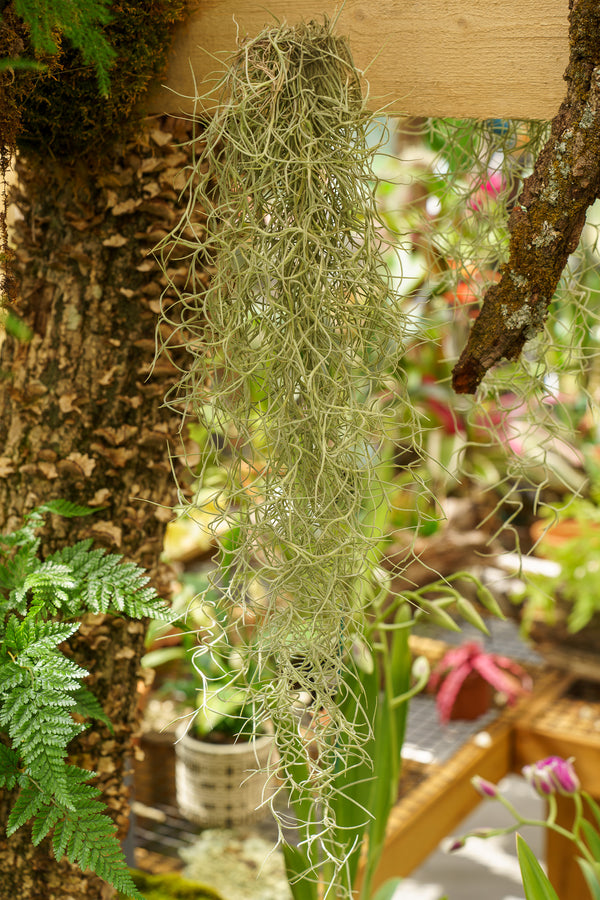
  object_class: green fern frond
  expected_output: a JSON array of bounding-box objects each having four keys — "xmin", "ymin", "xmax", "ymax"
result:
[
  {"xmin": 6, "ymin": 766, "xmax": 143, "ymax": 897},
  {"xmin": 2, "ymin": 685, "xmax": 84, "ymax": 806},
  {"xmin": 31, "ymin": 803, "xmax": 63, "ymax": 845},
  {"xmin": 13, "ymin": 0, "xmax": 116, "ymax": 95},
  {"xmin": 0, "ymin": 521, "xmax": 40, "ymax": 552},
  {"xmin": 0, "ymin": 743, "xmax": 22, "ymax": 789},
  {"xmin": 16, "ymin": 564, "xmax": 77, "ymax": 612},
  {"xmin": 47, "ymin": 542, "xmax": 168, "ymax": 619},
  {"xmin": 23, "ymin": 618, "xmax": 79, "ymax": 653},
  {"xmin": 0, "ymin": 659, "xmax": 31, "ymax": 693},
  {"xmin": 19, "ymin": 647, "xmax": 88, "ymax": 690},
  {"xmin": 7, "ymin": 781, "xmax": 47, "ymax": 835},
  {"xmin": 71, "ymin": 685, "xmax": 113, "ymax": 733},
  {"xmin": 37, "ymin": 500, "xmax": 98, "ymax": 519},
  {"xmin": 2, "ymin": 614, "xmax": 79, "ymax": 654},
  {"xmin": 49, "ymin": 768, "xmax": 145, "ymax": 899},
  {"xmin": 0, "ymin": 503, "xmax": 164, "ymax": 896},
  {"xmin": 0, "ymin": 545, "xmax": 40, "ymax": 602}
]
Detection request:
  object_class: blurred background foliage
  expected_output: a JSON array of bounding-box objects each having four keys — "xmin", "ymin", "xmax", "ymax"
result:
[{"xmin": 166, "ymin": 114, "xmax": 600, "ymax": 570}]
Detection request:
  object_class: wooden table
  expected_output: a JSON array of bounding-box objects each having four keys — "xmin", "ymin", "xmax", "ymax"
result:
[
  {"xmin": 513, "ymin": 670, "xmax": 600, "ymax": 898},
  {"xmin": 364, "ymin": 647, "xmax": 600, "ymax": 899}
]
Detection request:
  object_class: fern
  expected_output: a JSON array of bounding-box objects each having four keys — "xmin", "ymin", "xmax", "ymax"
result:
[
  {"xmin": 0, "ymin": 504, "xmax": 168, "ymax": 897},
  {"xmin": 13, "ymin": 0, "xmax": 116, "ymax": 95}
]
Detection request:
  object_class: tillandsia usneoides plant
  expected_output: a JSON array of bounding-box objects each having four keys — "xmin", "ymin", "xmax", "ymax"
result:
[
  {"xmin": 157, "ymin": 17, "xmax": 422, "ymax": 895},
  {"xmin": 0, "ymin": 500, "xmax": 170, "ymax": 899}
]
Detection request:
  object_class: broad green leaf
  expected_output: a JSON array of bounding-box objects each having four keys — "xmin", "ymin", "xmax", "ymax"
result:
[
  {"xmin": 389, "ymin": 605, "xmax": 412, "ymax": 762},
  {"xmin": 328, "ymin": 655, "xmax": 378, "ymax": 885},
  {"xmin": 372, "ymin": 878, "xmax": 403, "ymax": 900},
  {"xmin": 584, "ymin": 793, "xmax": 600, "ymax": 833},
  {"xmin": 581, "ymin": 819, "xmax": 600, "ymax": 861},
  {"xmin": 578, "ymin": 859, "xmax": 600, "ymax": 900},
  {"xmin": 140, "ymin": 645, "xmax": 186, "ymax": 669},
  {"xmin": 281, "ymin": 842, "xmax": 318, "ymax": 900},
  {"xmin": 516, "ymin": 834, "xmax": 560, "ymax": 900},
  {"xmin": 418, "ymin": 600, "xmax": 462, "ymax": 632},
  {"xmin": 456, "ymin": 596, "xmax": 490, "ymax": 635},
  {"xmin": 476, "ymin": 583, "xmax": 506, "ymax": 619}
]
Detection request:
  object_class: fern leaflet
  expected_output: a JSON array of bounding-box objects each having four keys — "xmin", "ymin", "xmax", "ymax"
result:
[{"xmin": 0, "ymin": 504, "xmax": 165, "ymax": 897}]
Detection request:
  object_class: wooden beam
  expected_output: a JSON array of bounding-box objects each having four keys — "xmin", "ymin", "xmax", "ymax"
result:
[
  {"xmin": 357, "ymin": 718, "xmax": 513, "ymax": 890},
  {"xmin": 147, "ymin": 0, "xmax": 569, "ymax": 121}
]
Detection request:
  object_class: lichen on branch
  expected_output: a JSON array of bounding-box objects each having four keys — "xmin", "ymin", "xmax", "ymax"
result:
[{"xmin": 452, "ymin": 0, "xmax": 600, "ymax": 394}]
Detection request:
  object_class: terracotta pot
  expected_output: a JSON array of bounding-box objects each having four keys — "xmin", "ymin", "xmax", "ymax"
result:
[
  {"xmin": 449, "ymin": 671, "xmax": 494, "ymax": 721},
  {"xmin": 530, "ymin": 518, "xmax": 599, "ymax": 550},
  {"xmin": 134, "ymin": 729, "xmax": 177, "ymax": 807}
]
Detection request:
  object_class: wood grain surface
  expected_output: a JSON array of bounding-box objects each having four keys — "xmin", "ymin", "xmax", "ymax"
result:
[{"xmin": 147, "ymin": 0, "xmax": 569, "ymax": 120}]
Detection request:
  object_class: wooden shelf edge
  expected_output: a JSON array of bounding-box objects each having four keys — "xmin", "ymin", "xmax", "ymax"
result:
[{"xmin": 359, "ymin": 718, "xmax": 513, "ymax": 890}]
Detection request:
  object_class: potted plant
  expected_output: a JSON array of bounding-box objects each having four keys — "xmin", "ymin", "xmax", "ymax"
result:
[
  {"xmin": 141, "ymin": 533, "xmax": 276, "ymax": 827},
  {"xmin": 523, "ymin": 499, "xmax": 600, "ymax": 651},
  {"xmin": 171, "ymin": 610, "xmax": 276, "ymax": 829},
  {"xmin": 428, "ymin": 641, "xmax": 532, "ymax": 724}
]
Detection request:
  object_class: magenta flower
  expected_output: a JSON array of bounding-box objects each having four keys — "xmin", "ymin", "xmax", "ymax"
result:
[
  {"xmin": 468, "ymin": 171, "xmax": 504, "ymax": 210},
  {"xmin": 522, "ymin": 756, "xmax": 580, "ymax": 796},
  {"xmin": 471, "ymin": 776, "xmax": 499, "ymax": 799}
]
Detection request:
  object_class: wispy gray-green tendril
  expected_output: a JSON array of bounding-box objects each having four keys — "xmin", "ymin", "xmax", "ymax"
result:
[{"xmin": 157, "ymin": 19, "xmax": 415, "ymax": 892}]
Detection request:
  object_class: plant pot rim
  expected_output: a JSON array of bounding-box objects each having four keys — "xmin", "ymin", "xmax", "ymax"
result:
[
  {"xmin": 530, "ymin": 517, "xmax": 598, "ymax": 549},
  {"xmin": 175, "ymin": 721, "xmax": 274, "ymax": 754}
]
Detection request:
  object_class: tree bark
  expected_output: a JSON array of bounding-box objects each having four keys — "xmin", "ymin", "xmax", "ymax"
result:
[
  {"xmin": 452, "ymin": 0, "xmax": 600, "ymax": 394},
  {"xmin": 0, "ymin": 115, "xmax": 204, "ymax": 898}
]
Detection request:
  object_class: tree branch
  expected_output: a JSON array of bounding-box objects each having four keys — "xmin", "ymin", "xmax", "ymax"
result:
[{"xmin": 452, "ymin": 0, "xmax": 600, "ymax": 394}]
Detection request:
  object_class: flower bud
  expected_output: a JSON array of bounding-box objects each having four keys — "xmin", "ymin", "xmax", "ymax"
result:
[
  {"xmin": 471, "ymin": 775, "xmax": 499, "ymax": 799},
  {"xmin": 522, "ymin": 756, "xmax": 580, "ymax": 796},
  {"xmin": 447, "ymin": 837, "xmax": 466, "ymax": 852},
  {"xmin": 412, "ymin": 655, "xmax": 430, "ymax": 682}
]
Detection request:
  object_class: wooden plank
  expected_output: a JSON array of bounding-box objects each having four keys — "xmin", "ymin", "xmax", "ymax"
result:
[
  {"xmin": 513, "ymin": 672, "xmax": 600, "ymax": 794},
  {"xmin": 546, "ymin": 795, "xmax": 594, "ymax": 900},
  {"xmin": 356, "ymin": 668, "xmax": 564, "ymax": 891},
  {"xmin": 147, "ymin": 0, "xmax": 570, "ymax": 121},
  {"xmin": 514, "ymin": 729, "xmax": 600, "ymax": 796},
  {"xmin": 357, "ymin": 718, "xmax": 513, "ymax": 890}
]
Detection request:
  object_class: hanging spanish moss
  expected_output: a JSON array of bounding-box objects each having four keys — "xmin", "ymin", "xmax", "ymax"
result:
[{"xmin": 158, "ymin": 17, "xmax": 417, "ymax": 889}]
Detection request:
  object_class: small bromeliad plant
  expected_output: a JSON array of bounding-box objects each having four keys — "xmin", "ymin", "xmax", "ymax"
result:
[
  {"xmin": 0, "ymin": 500, "xmax": 170, "ymax": 899},
  {"xmin": 428, "ymin": 641, "xmax": 532, "ymax": 724},
  {"xmin": 455, "ymin": 756, "xmax": 600, "ymax": 900}
]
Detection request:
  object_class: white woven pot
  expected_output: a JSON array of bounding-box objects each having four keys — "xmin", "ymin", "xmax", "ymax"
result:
[{"xmin": 174, "ymin": 724, "xmax": 276, "ymax": 827}]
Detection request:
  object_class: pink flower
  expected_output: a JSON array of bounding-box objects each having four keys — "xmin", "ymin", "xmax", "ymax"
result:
[
  {"xmin": 471, "ymin": 776, "xmax": 499, "ymax": 799},
  {"xmin": 428, "ymin": 642, "xmax": 532, "ymax": 725},
  {"xmin": 522, "ymin": 756, "xmax": 580, "ymax": 796},
  {"xmin": 468, "ymin": 171, "xmax": 504, "ymax": 210}
]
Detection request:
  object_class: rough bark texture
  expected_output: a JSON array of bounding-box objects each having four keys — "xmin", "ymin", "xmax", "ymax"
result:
[
  {"xmin": 452, "ymin": 0, "xmax": 600, "ymax": 394},
  {"xmin": 0, "ymin": 115, "xmax": 204, "ymax": 898}
]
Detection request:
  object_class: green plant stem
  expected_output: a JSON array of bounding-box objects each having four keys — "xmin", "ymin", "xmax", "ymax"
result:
[
  {"xmin": 469, "ymin": 792, "xmax": 598, "ymax": 870},
  {"xmin": 389, "ymin": 662, "xmax": 430, "ymax": 709}
]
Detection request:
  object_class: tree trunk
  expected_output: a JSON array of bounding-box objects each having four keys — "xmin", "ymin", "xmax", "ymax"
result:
[{"xmin": 0, "ymin": 115, "xmax": 203, "ymax": 898}]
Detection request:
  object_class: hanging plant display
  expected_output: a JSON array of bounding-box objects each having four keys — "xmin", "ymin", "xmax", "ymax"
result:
[{"xmin": 158, "ymin": 15, "xmax": 417, "ymax": 882}]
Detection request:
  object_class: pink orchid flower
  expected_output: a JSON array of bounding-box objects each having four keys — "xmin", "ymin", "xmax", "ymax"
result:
[{"xmin": 522, "ymin": 756, "xmax": 580, "ymax": 796}]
